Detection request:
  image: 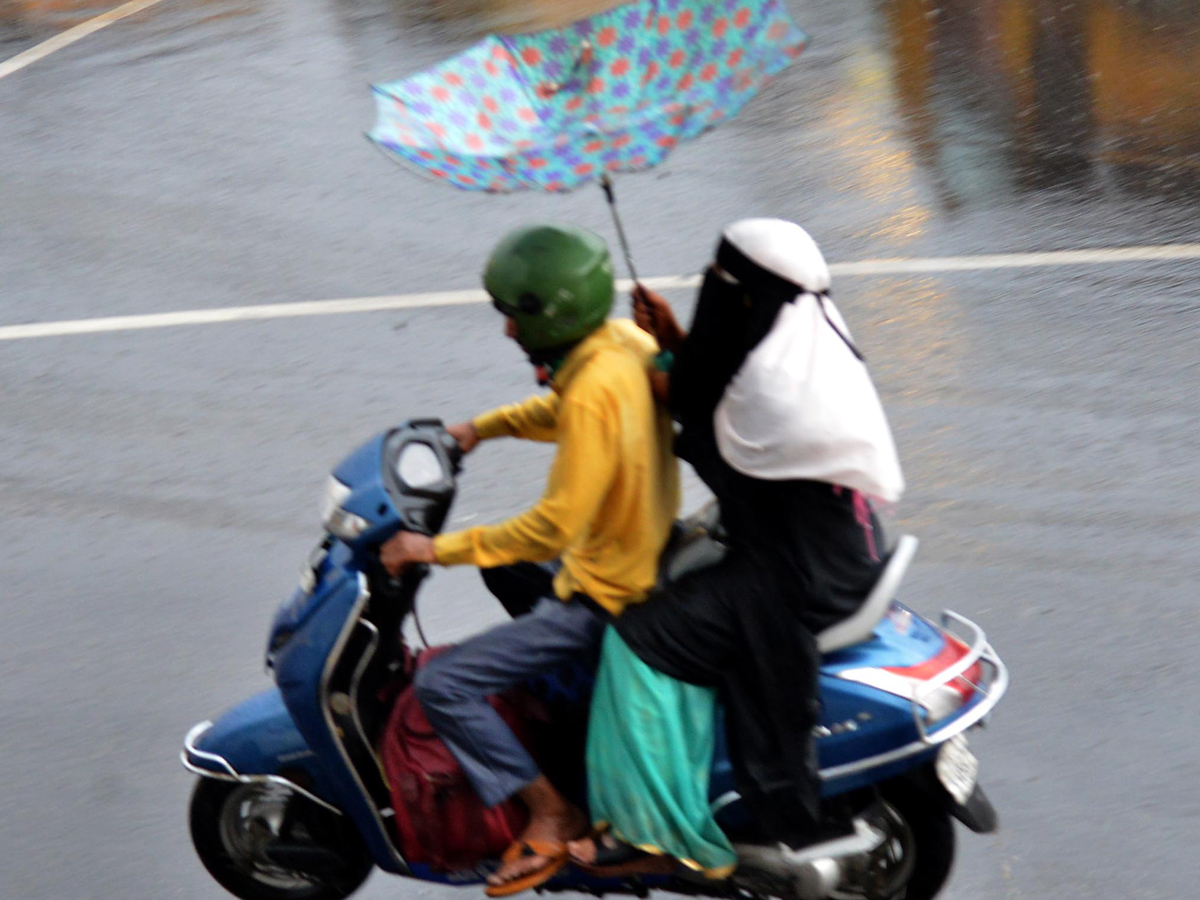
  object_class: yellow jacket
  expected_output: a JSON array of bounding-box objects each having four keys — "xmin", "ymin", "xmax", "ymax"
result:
[{"xmin": 433, "ymin": 320, "xmax": 680, "ymax": 616}]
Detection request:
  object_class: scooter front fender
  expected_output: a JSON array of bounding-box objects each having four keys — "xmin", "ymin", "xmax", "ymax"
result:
[
  {"xmin": 182, "ymin": 688, "xmax": 341, "ymax": 813},
  {"xmin": 951, "ymin": 782, "xmax": 998, "ymax": 834}
]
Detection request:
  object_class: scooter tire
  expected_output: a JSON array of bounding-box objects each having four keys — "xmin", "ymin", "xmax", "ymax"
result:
[
  {"xmin": 189, "ymin": 778, "xmax": 373, "ymax": 900},
  {"xmin": 881, "ymin": 780, "xmax": 956, "ymax": 900}
]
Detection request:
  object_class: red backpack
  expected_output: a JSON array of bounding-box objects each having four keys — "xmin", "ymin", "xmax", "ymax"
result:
[{"xmin": 379, "ymin": 652, "xmax": 536, "ymax": 872}]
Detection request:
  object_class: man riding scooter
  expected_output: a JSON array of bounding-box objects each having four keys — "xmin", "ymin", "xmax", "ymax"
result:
[{"xmin": 378, "ymin": 223, "xmax": 680, "ymax": 896}]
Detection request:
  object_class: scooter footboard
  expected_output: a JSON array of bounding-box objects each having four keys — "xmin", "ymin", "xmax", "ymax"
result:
[{"xmin": 182, "ymin": 688, "xmax": 341, "ymax": 813}]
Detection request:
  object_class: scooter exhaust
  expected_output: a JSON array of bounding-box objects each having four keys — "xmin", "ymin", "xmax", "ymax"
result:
[{"xmin": 732, "ymin": 817, "xmax": 886, "ymax": 900}]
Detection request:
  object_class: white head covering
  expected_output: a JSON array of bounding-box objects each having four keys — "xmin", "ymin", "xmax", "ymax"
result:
[
  {"xmin": 722, "ymin": 218, "xmax": 832, "ymax": 294},
  {"xmin": 712, "ymin": 219, "xmax": 905, "ymax": 502}
]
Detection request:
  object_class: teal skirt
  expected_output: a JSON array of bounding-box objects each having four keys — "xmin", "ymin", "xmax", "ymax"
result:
[{"xmin": 586, "ymin": 628, "xmax": 737, "ymax": 878}]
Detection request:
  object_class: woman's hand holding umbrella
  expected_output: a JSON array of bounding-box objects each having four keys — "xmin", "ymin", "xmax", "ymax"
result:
[
  {"xmin": 632, "ymin": 285, "xmax": 684, "ymax": 404},
  {"xmin": 632, "ymin": 284, "xmax": 685, "ymax": 352}
]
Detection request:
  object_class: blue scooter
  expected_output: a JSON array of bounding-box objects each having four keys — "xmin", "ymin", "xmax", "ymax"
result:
[{"xmin": 182, "ymin": 419, "xmax": 1008, "ymax": 900}]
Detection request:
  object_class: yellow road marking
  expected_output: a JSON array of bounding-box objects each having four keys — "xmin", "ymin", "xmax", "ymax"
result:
[{"xmin": 0, "ymin": 0, "xmax": 167, "ymax": 81}]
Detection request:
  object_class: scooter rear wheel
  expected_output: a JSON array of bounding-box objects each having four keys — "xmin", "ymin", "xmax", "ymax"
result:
[
  {"xmin": 189, "ymin": 778, "xmax": 373, "ymax": 900},
  {"xmin": 876, "ymin": 780, "xmax": 956, "ymax": 900}
]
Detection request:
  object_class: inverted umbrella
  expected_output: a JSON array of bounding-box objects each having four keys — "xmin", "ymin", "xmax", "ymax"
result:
[{"xmin": 368, "ymin": 0, "xmax": 807, "ymax": 277}]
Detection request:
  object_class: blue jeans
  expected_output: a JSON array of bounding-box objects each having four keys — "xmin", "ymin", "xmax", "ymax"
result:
[{"xmin": 413, "ymin": 594, "xmax": 607, "ymax": 808}]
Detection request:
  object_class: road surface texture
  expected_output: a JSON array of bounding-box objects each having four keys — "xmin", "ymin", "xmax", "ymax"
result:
[{"xmin": 1, "ymin": 0, "xmax": 1198, "ymax": 898}]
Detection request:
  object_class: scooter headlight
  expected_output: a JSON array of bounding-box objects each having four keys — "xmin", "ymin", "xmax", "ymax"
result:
[{"xmin": 319, "ymin": 477, "xmax": 369, "ymax": 540}]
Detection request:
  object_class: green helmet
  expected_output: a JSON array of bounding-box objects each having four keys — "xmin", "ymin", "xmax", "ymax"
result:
[{"xmin": 483, "ymin": 224, "xmax": 615, "ymax": 352}]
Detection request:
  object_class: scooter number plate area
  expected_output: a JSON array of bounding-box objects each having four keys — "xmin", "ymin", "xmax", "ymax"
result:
[{"xmin": 936, "ymin": 734, "xmax": 979, "ymax": 805}]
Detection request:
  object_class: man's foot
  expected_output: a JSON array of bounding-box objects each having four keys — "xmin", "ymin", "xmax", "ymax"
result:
[{"xmin": 486, "ymin": 793, "xmax": 590, "ymax": 894}]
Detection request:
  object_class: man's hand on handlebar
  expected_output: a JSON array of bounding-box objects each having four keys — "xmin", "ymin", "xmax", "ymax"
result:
[
  {"xmin": 447, "ymin": 421, "xmax": 480, "ymax": 455},
  {"xmin": 381, "ymin": 531, "xmax": 436, "ymax": 576}
]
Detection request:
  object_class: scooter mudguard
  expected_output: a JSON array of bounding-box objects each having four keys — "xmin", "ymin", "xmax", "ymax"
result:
[
  {"xmin": 184, "ymin": 688, "xmax": 340, "ymax": 807},
  {"xmin": 953, "ymin": 783, "xmax": 999, "ymax": 833},
  {"xmin": 892, "ymin": 761, "xmax": 1000, "ymax": 834}
]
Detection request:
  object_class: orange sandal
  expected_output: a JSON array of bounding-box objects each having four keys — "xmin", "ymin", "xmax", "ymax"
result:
[{"xmin": 484, "ymin": 839, "xmax": 569, "ymax": 897}]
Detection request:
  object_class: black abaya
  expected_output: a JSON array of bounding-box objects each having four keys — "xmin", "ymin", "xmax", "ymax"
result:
[{"xmin": 615, "ymin": 268, "xmax": 885, "ymax": 847}]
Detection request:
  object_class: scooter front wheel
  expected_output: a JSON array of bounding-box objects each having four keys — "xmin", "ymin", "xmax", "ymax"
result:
[{"xmin": 189, "ymin": 778, "xmax": 373, "ymax": 900}]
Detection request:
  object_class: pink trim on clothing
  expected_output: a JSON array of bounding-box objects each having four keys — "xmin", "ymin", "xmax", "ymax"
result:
[
  {"xmin": 852, "ymin": 491, "xmax": 879, "ymax": 563},
  {"xmin": 833, "ymin": 485, "xmax": 879, "ymax": 562}
]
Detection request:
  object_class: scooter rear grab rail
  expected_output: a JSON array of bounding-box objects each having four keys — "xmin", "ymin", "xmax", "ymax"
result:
[
  {"xmin": 912, "ymin": 611, "xmax": 1009, "ymax": 745},
  {"xmin": 182, "ymin": 721, "xmax": 343, "ymax": 815}
]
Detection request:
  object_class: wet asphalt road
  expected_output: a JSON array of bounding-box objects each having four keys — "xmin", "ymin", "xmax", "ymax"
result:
[{"xmin": 2, "ymin": 1, "xmax": 1199, "ymax": 898}]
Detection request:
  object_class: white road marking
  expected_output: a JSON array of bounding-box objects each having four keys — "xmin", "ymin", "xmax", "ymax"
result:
[
  {"xmin": 832, "ymin": 243, "xmax": 1200, "ymax": 275},
  {"xmin": 0, "ymin": 0, "xmax": 167, "ymax": 81},
  {"xmin": 1, "ymin": 243, "xmax": 1198, "ymax": 342}
]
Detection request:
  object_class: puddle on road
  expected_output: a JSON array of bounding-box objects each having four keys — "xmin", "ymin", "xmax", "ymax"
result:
[{"xmin": 881, "ymin": 0, "xmax": 1200, "ymax": 204}]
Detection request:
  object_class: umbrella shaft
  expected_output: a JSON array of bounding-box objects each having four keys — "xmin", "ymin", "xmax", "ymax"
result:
[{"xmin": 601, "ymin": 175, "xmax": 639, "ymax": 283}]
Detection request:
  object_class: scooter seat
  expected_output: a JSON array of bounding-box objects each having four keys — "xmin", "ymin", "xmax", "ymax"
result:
[
  {"xmin": 816, "ymin": 535, "xmax": 918, "ymax": 653},
  {"xmin": 657, "ymin": 501, "xmax": 726, "ymax": 584}
]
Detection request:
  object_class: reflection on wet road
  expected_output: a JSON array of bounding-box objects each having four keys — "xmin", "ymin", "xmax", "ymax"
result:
[
  {"xmin": 2, "ymin": 2, "xmax": 1199, "ymax": 900},
  {"xmin": 1, "ymin": 0, "xmax": 150, "ymax": 39},
  {"xmin": 6, "ymin": 0, "xmax": 1197, "ymax": 202},
  {"xmin": 884, "ymin": 0, "xmax": 1200, "ymax": 204}
]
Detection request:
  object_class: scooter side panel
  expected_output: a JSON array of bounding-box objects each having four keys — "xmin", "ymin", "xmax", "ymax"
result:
[
  {"xmin": 272, "ymin": 566, "xmax": 408, "ymax": 874},
  {"xmin": 709, "ymin": 605, "xmax": 948, "ymax": 820},
  {"xmin": 188, "ymin": 688, "xmax": 344, "ymax": 803},
  {"xmin": 814, "ymin": 677, "xmax": 938, "ymax": 793},
  {"xmin": 707, "ymin": 678, "xmax": 925, "ymax": 808},
  {"xmin": 270, "ymin": 539, "xmax": 356, "ymax": 641},
  {"xmin": 816, "ymin": 608, "xmax": 948, "ymax": 792}
]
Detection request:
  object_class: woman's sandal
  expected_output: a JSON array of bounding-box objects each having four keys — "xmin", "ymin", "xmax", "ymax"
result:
[
  {"xmin": 484, "ymin": 839, "xmax": 570, "ymax": 897},
  {"xmin": 570, "ymin": 832, "xmax": 677, "ymax": 877}
]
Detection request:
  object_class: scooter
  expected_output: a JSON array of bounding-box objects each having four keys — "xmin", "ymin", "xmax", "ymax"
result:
[{"xmin": 182, "ymin": 419, "xmax": 1008, "ymax": 900}]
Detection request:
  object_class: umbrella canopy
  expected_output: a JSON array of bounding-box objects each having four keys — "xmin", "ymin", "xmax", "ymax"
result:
[{"xmin": 368, "ymin": 0, "xmax": 807, "ymax": 193}]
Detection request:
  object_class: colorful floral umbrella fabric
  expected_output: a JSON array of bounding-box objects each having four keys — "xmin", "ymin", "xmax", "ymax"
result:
[{"xmin": 368, "ymin": 0, "xmax": 807, "ymax": 193}]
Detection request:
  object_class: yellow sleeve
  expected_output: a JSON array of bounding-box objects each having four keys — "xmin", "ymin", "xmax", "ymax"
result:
[
  {"xmin": 472, "ymin": 393, "xmax": 560, "ymax": 443},
  {"xmin": 434, "ymin": 387, "xmax": 617, "ymax": 567}
]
